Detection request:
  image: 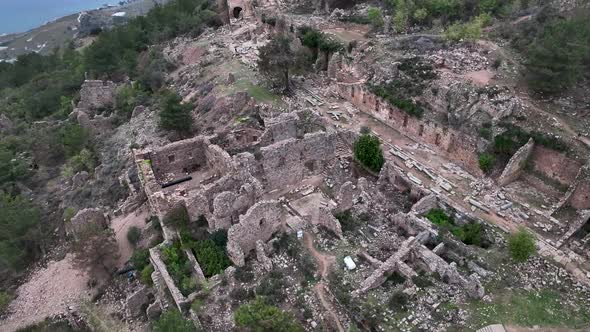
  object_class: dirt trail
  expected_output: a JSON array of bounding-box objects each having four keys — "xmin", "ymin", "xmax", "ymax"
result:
[
  {"xmin": 110, "ymin": 204, "xmax": 150, "ymax": 266},
  {"xmin": 0, "ymin": 255, "xmax": 91, "ymax": 332},
  {"xmin": 302, "ymin": 233, "xmax": 345, "ymax": 332}
]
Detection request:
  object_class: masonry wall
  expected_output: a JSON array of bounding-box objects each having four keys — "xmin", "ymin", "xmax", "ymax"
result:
[
  {"xmin": 336, "ymin": 83, "xmax": 480, "ymax": 174},
  {"xmin": 226, "ymin": 201, "xmax": 286, "ymax": 266},
  {"xmin": 530, "ymin": 145, "xmax": 582, "ymax": 186},
  {"xmin": 150, "ymin": 137, "xmax": 208, "ymax": 180},
  {"xmin": 78, "ymin": 80, "xmax": 117, "ymax": 111},
  {"xmin": 498, "ymin": 138, "xmax": 534, "ymax": 186},
  {"xmin": 260, "ymin": 131, "xmax": 338, "ymax": 189}
]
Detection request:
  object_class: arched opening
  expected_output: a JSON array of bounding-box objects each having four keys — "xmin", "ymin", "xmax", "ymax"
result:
[{"xmin": 233, "ymin": 7, "xmax": 242, "ymax": 18}]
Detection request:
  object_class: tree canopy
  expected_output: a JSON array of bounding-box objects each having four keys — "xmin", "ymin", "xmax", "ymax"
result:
[{"xmin": 353, "ymin": 134, "xmax": 385, "ymax": 173}]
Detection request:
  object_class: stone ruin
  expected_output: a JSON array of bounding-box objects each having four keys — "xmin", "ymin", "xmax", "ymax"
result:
[
  {"xmin": 66, "ymin": 208, "xmax": 109, "ymax": 241},
  {"xmin": 133, "ymin": 111, "xmax": 352, "ymax": 315},
  {"xmin": 69, "ymin": 80, "xmax": 117, "ymax": 132}
]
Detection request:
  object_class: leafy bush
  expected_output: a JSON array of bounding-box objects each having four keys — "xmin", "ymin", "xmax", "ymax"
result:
[
  {"xmin": 230, "ymin": 287, "xmax": 255, "ymax": 304},
  {"xmin": 235, "ymin": 265, "xmax": 255, "ymax": 283},
  {"xmin": 388, "ymin": 291, "xmax": 409, "ymax": 311},
  {"xmin": 158, "ymin": 90, "xmax": 193, "ymax": 135},
  {"xmin": 0, "ymin": 291, "xmax": 11, "ymax": 313},
  {"xmin": 140, "ymin": 264, "xmax": 155, "ymax": 285},
  {"xmin": 425, "ymin": 209, "xmax": 485, "ymax": 247},
  {"xmin": 191, "ymin": 239, "xmax": 231, "ymax": 277},
  {"xmin": 445, "ymin": 14, "xmax": 492, "ymax": 41},
  {"xmin": 508, "ymin": 228, "xmax": 536, "ymax": 262},
  {"xmin": 478, "ymin": 153, "xmax": 496, "ymax": 173},
  {"xmin": 234, "ymin": 297, "xmax": 303, "ymax": 332},
  {"xmin": 354, "ymin": 134, "xmax": 385, "ymax": 172},
  {"xmin": 63, "ymin": 207, "xmax": 76, "ymax": 223},
  {"xmin": 131, "ymin": 248, "xmax": 150, "ymax": 270},
  {"xmin": 525, "ymin": 15, "xmax": 590, "ymax": 94},
  {"xmin": 0, "ymin": 194, "xmax": 41, "ymax": 279},
  {"xmin": 369, "ymin": 84, "xmax": 425, "ymax": 118},
  {"xmin": 58, "ymin": 123, "xmax": 90, "ymax": 157},
  {"xmin": 256, "ymin": 271, "xmax": 287, "ymax": 305},
  {"xmin": 127, "ymin": 226, "xmax": 142, "ymax": 247},
  {"xmin": 161, "ymin": 241, "xmax": 197, "ymax": 296},
  {"xmin": 153, "ymin": 309, "xmax": 197, "ymax": 332},
  {"xmin": 367, "ymin": 7, "xmax": 384, "ymax": 28}
]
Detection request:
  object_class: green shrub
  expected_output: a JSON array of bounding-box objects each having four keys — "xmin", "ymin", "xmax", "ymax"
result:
[
  {"xmin": 0, "ymin": 291, "xmax": 11, "ymax": 312},
  {"xmin": 426, "ymin": 209, "xmax": 484, "ymax": 247},
  {"xmin": 163, "ymin": 203, "xmax": 190, "ymax": 228},
  {"xmin": 131, "ymin": 248, "xmax": 150, "ymax": 270},
  {"xmin": 140, "ymin": 264, "xmax": 154, "ymax": 285},
  {"xmin": 63, "ymin": 207, "xmax": 76, "ymax": 223},
  {"xmin": 58, "ymin": 123, "xmax": 89, "ymax": 157},
  {"xmin": 445, "ymin": 14, "xmax": 492, "ymax": 41},
  {"xmin": 412, "ymin": 275, "xmax": 433, "ymax": 288},
  {"xmin": 425, "ymin": 209, "xmax": 454, "ymax": 228},
  {"xmin": 386, "ymin": 271, "xmax": 406, "ymax": 285},
  {"xmin": 127, "ymin": 226, "xmax": 141, "ymax": 246},
  {"xmin": 508, "ymin": 228, "xmax": 537, "ymax": 262},
  {"xmin": 388, "ymin": 291, "xmax": 409, "ymax": 312},
  {"xmin": 158, "ymin": 90, "xmax": 193, "ymax": 134},
  {"xmin": 234, "ymin": 297, "xmax": 303, "ymax": 332},
  {"xmin": 235, "ymin": 265, "xmax": 255, "ymax": 283},
  {"xmin": 153, "ymin": 309, "xmax": 197, "ymax": 332},
  {"xmin": 161, "ymin": 241, "xmax": 196, "ymax": 296},
  {"xmin": 369, "ymin": 84, "xmax": 424, "ymax": 118},
  {"xmin": 478, "ymin": 153, "xmax": 496, "ymax": 173},
  {"xmin": 191, "ymin": 239, "xmax": 231, "ymax": 277},
  {"xmin": 256, "ymin": 271, "xmax": 287, "ymax": 305},
  {"xmin": 367, "ymin": 7, "xmax": 384, "ymax": 28},
  {"xmin": 354, "ymin": 134, "xmax": 385, "ymax": 172}
]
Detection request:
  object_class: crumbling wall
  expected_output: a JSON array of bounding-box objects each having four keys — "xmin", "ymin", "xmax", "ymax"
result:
[
  {"xmin": 78, "ymin": 80, "xmax": 117, "ymax": 111},
  {"xmin": 67, "ymin": 208, "xmax": 109, "ymax": 240},
  {"xmin": 258, "ymin": 112, "xmax": 298, "ymax": 146},
  {"xmin": 316, "ymin": 207, "xmax": 343, "ymax": 238},
  {"xmin": 260, "ymin": 131, "xmax": 338, "ymax": 189},
  {"xmin": 556, "ymin": 165, "xmax": 590, "ymax": 211},
  {"xmin": 150, "ymin": 137, "xmax": 208, "ymax": 180},
  {"xmin": 336, "ymin": 83, "xmax": 480, "ymax": 174},
  {"xmin": 498, "ymin": 138, "xmax": 534, "ymax": 186},
  {"xmin": 530, "ymin": 145, "xmax": 582, "ymax": 186},
  {"xmin": 226, "ymin": 201, "xmax": 286, "ymax": 266}
]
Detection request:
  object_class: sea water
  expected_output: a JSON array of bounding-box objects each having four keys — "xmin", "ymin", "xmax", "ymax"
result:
[{"xmin": 0, "ymin": 0, "xmax": 111, "ymax": 35}]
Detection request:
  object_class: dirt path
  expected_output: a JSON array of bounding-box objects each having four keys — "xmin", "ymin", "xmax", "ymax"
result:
[
  {"xmin": 302, "ymin": 233, "xmax": 345, "ymax": 332},
  {"xmin": 0, "ymin": 255, "xmax": 91, "ymax": 332}
]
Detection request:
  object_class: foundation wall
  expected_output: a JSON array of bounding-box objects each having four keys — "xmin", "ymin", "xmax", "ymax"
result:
[
  {"xmin": 336, "ymin": 83, "xmax": 480, "ymax": 174},
  {"xmin": 530, "ymin": 145, "xmax": 582, "ymax": 186}
]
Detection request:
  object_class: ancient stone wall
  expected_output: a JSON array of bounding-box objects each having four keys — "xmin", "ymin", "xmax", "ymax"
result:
[
  {"xmin": 260, "ymin": 131, "xmax": 338, "ymax": 189},
  {"xmin": 258, "ymin": 112, "xmax": 298, "ymax": 146},
  {"xmin": 556, "ymin": 165, "xmax": 590, "ymax": 211},
  {"xmin": 530, "ymin": 145, "xmax": 582, "ymax": 186},
  {"xmin": 78, "ymin": 80, "xmax": 117, "ymax": 111},
  {"xmin": 336, "ymin": 83, "xmax": 480, "ymax": 174},
  {"xmin": 316, "ymin": 207, "xmax": 343, "ymax": 238},
  {"xmin": 498, "ymin": 138, "xmax": 534, "ymax": 186},
  {"xmin": 150, "ymin": 137, "xmax": 208, "ymax": 181},
  {"xmin": 226, "ymin": 201, "xmax": 286, "ymax": 266}
]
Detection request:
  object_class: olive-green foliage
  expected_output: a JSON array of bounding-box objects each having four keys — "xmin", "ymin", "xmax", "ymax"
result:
[
  {"xmin": 131, "ymin": 248, "xmax": 150, "ymax": 270},
  {"xmin": 525, "ymin": 14, "xmax": 590, "ymax": 94},
  {"xmin": 163, "ymin": 204, "xmax": 190, "ymax": 228},
  {"xmin": 127, "ymin": 226, "xmax": 142, "ymax": 246},
  {"xmin": 190, "ymin": 239, "xmax": 231, "ymax": 277},
  {"xmin": 0, "ymin": 194, "xmax": 41, "ymax": 279},
  {"xmin": 508, "ymin": 228, "xmax": 536, "ymax": 262},
  {"xmin": 256, "ymin": 270, "xmax": 287, "ymax": 305},
  {"xmin": 15, "ymin": 318, "xmax": 78, "ymax": 332},
  {"xmin": 271, "ymin": 233, "xmax": 316, "ymax": 281},
  {"xmin": 334, "ymin": 210, "xmax": 359, "ymax": 233},
  {"xmin": 425, "ymin": 209, "xmax": 484, "ymax": 246},
  {"xmin": 62, "ymin": 148, "xmax": 97, "ymax": 177},
  {"xmin": 234, "ymin": 297, "xmax": 303, "ymax": 332},
  {"xmin": 353, "ymin": 134, "xmax": 385, "ymax": 172},
  {"xmin": 161, "ymin": 241, "xmax": 197, "ymax": 296},
  {"xmin": 140, "ymin": 264, "xmax": 155, "ymax": 285},
  {"xmin": 478, "ymin": 153, "xmax": 496, "ymax": 173},
  {"xmin": 0, "ymin": 291, "xmax": 11, "ymax": 312},
  {"xmin": 0, "ymin": 144, "xmax": 29, "ymax": 185},
  {"xmin": 115, "ymin": 83, "xmax": 151, "ymax": 120},
  {"xmin": 445, "ymin": 13, "xmax": 492, "ymax": 41},
  {"xmin": 258, "ymin": 34, "xmax": 306, "ymax": 92},
  {"xmin": 367, "ymin": 7, "xmax": 385, "ymax": 28},
  {"xmin": 158, "ymin": 90, "xmax": 193, "ymax": 134},
  {"xmin": 492, "ymin": 123, "xmax": 566, "ymax": 158},
  {"xmin": 234, "ymin": 265, "xmax": 255, "ymax": 283},
  {"xmin": 58, "ymin": 123, "xmax": 90, "ymax": 157},
  {"xmin": 62, "ymin": 207, "xmax": 76, "ymax": 223},
  {"xmin": 388, "ymin": 291, "xmax": 409, "ymax": 311},
  {"xmin": 153, "ymin": 309, "xmax": 198, "ymax": 332}
]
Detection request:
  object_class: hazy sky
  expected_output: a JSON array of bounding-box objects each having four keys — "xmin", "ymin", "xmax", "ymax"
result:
[{"xmin": 0, "ymin": 0, "xmax": 109, "ymax": 34}]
